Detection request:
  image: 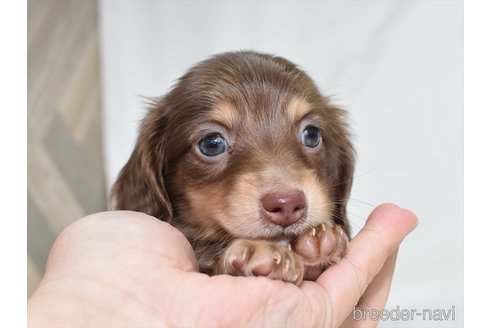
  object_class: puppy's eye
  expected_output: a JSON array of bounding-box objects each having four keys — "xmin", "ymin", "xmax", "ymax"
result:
[
  {"xmin": 301, "ymin": 126, "xmax": 321, "ymax": 148},
  {"xmin": 198, "ymin": 134, "xmax": 228, "ymax": 156}
]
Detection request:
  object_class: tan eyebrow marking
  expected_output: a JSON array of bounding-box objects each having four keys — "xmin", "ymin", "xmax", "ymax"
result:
[
  {"xmin": 287, "ymin": 98, "xmax": 312, "ymax": 123},
  {"xmin": 210, "ymin": 103, "xmax": 238, "ymax": 128}
]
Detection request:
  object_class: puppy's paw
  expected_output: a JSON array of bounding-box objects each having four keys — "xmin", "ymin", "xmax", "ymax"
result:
[
  {"xmin": 293, "ymin": 224, "xmax": 349, "ymax": 280},
  {"xmin": 220, "ymin": 239, "xmax": 304, "ymax": 285}
]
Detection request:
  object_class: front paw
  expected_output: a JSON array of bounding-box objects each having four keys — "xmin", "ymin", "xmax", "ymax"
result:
[
  {"xmin": 293, "ymin": 224, "xmax": 349, "ymax": 280},
  {"xmin": 220, "ymin": 239, "xmax": 304, "ymax": 285}
]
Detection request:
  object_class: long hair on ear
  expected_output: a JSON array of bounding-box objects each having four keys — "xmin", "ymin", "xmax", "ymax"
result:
[
  {"xmin": 324, "ymin": 102, "xmax": 356, "ymax": 238},
  {"xmin": 111, "ymin": 99, "xmax": 173, "ymax": 221}
]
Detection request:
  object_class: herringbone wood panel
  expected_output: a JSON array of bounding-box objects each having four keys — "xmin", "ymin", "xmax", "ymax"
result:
[{"xmin": 28, "ymin": 0, "xmax": 107, "ymax": 296}]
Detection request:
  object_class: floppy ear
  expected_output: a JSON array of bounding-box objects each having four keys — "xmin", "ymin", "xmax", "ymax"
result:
[
  {"xmin": 111, "ymin": 102, "xmax": 173, "ymax": 221},
  {"xmin": 326, "ymin": 104, "xmax": 355, "ymax": 238}
]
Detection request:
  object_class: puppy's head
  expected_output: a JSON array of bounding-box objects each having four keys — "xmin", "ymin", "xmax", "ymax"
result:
[{"xmin": 112, "ymin": 51, "xmax": 354, "ymax": 247}]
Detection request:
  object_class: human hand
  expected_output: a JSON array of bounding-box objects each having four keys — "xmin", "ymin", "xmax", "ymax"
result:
[{"xmin": 28, "ymin": 203, "xmax": 417, "ymax": 327}]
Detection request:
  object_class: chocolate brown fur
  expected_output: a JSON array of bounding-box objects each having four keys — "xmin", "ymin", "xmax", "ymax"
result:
[{"xmin": 112, "ymin": 51, "xmax": 355, "ymax": 283}]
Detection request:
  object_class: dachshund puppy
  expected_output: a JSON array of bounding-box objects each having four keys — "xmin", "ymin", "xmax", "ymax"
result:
[{"xmin": 112, "ymin": 51, "xmax": 354, "ymax": 285}]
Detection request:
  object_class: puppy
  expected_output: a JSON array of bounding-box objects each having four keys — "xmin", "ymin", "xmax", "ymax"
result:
[{"xmin": 112, "ymin": 51, "xmax": 354, "ymax": 285}]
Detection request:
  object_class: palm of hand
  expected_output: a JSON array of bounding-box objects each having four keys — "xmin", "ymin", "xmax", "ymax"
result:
[{"xmin": 29, "ymin": 205, "xmax": 417, "ymax": 327}]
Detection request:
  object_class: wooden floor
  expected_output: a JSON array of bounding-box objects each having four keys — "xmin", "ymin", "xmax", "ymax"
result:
[{"xmin": 27, "ymin": 0, "xmax": 107, "ymax": 296}]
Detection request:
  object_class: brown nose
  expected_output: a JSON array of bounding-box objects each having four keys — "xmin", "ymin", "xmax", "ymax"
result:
[{"xmin": 262, "ymin": 190, "xmax": 307, "ymax": 227}]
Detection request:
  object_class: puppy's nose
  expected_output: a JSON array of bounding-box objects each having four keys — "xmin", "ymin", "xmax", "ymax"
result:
[{"xmin": 262, "ymin": 191, "xmax": 307, "ymax": 227}]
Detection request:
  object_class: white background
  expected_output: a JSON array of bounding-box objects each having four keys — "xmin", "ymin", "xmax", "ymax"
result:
[{"xmin": 99, "ymin": 1, "xmax": 463, "ymax": 326}]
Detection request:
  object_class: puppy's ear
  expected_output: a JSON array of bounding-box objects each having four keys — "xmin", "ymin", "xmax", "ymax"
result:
[
  {"xmin": 111, "ymin": 101, "xmax": 173, "ymax": 221},
  {"xmin": 326, "ymin": 104, "xmax": 355, "ymax": 238}
]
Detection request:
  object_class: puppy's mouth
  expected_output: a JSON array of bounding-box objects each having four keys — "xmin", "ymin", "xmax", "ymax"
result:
[{"xmin": 261, "ymin": 221, "xmax": 311, "ymax": 246}]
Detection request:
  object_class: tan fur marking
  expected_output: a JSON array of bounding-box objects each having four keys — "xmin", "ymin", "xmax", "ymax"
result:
[
  {"xmin": 210, "ymin": 103, "xmax": 238, "ymax": 128},
  {"xmin": 287, "ymin": 97, "xmax": 312, "ymax": 123}
]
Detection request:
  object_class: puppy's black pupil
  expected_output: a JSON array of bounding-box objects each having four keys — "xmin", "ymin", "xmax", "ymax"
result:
[
  {"xmin": 301, "ymin": 126, "xmax": 321, "ymax": 148},
  {"xmin": 198, "ymin": 134, "xmax": 227, "ymax": 156}
]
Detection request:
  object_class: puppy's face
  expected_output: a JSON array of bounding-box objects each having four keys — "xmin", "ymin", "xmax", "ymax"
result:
[
  {"xmin": 113, "ymin": 51, "xmax": 354, "ymax": 259},
  {"xmin": 161, "ymin": 52, "xmax": 353, "ymax": 244},
  {"xmin": 172, "ymin": 98, "xmax": 335, "ymax": 245}
]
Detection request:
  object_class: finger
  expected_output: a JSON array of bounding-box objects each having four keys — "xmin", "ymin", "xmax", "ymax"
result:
[
  {"xmin": 339, "ymin": 249, "xmax": 399, "ymax": 328},
  {"xmin": 316, "ymin": 203, "xmax": 418, "ymax": 327}
]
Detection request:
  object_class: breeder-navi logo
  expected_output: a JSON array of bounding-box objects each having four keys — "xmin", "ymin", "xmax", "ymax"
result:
[{"xmin": 352, "ymin": 305, "xmax": 456, "ymax": 322}]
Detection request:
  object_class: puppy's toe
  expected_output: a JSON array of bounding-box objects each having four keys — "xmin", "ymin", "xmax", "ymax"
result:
[
  {"xmin": 294, "ymin": 224, "xmax": 349, "ymax": 268},
  {"xmin": 329, "ymin": 225, "xmax": 349, "ymax": 263},
  {"xmin": 294, "ymin": 224, "xmax": 334, "ymax": 263}
]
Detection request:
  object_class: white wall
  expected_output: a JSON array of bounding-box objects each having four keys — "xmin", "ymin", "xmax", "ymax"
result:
[{"xmin": 99, "ymin": 1, "xmax": 463, "ymax": 326}]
